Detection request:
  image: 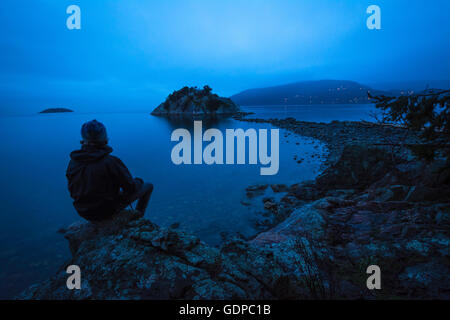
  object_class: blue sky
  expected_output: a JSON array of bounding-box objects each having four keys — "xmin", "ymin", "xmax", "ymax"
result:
[{"xmin": 0, "ymin": 0, "xmax": 449, "ymax": 114}]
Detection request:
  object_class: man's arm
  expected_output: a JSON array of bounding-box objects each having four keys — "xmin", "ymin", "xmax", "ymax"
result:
[{"xmin": 109, "ymin": 156, "xmax": 140, "ymax": 196}]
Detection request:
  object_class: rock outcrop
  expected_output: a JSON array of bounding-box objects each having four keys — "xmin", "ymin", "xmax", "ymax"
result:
[
  {"xmin": 151, "ymin": 86, "xmax": 240, "ymax": 116},
  {"xmin": 245, "ymin": 144, "xmax": 450, "ymax": 299},
  {"xmin": 19, "ymin": 210, "xmax": 335, "ymax": 300}
]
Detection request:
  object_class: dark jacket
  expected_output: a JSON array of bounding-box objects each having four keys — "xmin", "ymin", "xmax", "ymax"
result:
[{"xmin": 66, "ymin": 145, "xmax": 139, "ymax": 221}]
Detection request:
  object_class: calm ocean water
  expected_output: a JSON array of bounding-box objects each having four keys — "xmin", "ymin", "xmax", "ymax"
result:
[{"xmin": 0, "ymin": 104, "xmax": 376, "ymax": 298}]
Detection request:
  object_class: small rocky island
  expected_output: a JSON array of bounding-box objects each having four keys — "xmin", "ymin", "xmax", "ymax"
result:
[
  {"xmin": 151, "ymin": 86, "xmax": 240, "ymax": 116},
  {"xmin": 39, "ymin": 108, "xmax": 74, "ymax": 114}
]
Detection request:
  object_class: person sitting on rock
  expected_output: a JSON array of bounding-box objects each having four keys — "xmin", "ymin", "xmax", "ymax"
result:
[{"xmin": 66, "ymin": 119, "xmax": 153, "ymax": 222}]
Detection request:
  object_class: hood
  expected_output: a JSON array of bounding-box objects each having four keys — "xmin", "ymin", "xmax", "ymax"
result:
[{"xmin": 70, "ymin": 145, "xmax": 113, "ymax": 163}]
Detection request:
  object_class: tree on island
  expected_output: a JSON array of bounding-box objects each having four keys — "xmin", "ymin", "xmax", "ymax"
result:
[{"xmin": 203, "ymin": 85, "xmax": 212, "ymax": 95}]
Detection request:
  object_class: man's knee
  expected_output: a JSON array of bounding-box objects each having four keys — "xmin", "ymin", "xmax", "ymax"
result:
[{"xmin": 143, "ymin": 182, "xmax": 153, "ymax": 194}]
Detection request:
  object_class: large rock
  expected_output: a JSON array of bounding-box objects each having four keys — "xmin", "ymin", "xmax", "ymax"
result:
[
  {"xmin": 251, "ymin": 194, "xmax": 450, "ymax": 299},
  {"xmin": 151, "ymin": 86, "xmax": 240, "ymax": 116},
  {"xmin": 19, "ymin": 210, "xmax": 328, "ymax": 300},
  {"xmin": 316, "ymin": 144, "xmax": 394, "ymax": 190},
  {"xmin": 252, "ymin": 201, "xmax": 326, "ymax": 245}
]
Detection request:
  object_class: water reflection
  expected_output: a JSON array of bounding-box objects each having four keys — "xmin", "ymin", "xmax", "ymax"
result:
[{"xmin": 151, "ymin": 114, "xmax": 235, "ymax": 130}]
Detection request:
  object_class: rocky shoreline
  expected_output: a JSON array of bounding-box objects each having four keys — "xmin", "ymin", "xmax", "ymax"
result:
[
  {"xmin": 234, "ymin": 115, "xmax": 421, "ymax": 167},
  {"xmin": 238, "ymin": 117, "xmax": 449, "ymax": 299},
  {"xmin": 19, "ymin": 118, "xmax": 449, "ymax": 300}
]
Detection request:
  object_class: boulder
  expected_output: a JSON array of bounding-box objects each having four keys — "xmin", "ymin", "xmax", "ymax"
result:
[
  {"xmin": 316, "ymin": 144, "xmax": 394, "ymax": 190},
  {"xmin": 270, "ymin": 184, "xmax": 288, "ymax": 193},
  {"xmin": 245, "ymin": 184, "xmax": 268, "ymax": 198},
  {"xmin": 289, "ymin": 181, "xmax": 321, "ymax": 200}
]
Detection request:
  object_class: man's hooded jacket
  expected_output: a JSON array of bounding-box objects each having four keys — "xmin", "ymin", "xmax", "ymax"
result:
[{"xmin": 66, "ymin": 144, "xmax": 140, "ymax": 221}]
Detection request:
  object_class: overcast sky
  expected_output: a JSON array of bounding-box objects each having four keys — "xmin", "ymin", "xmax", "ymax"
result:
[{"xmin": 0, "ymin": 0, "xmax": 449, "ymax": 114}]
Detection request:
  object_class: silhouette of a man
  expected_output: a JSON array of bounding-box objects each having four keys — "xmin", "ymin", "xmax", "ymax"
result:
[{"xmin": 66, "ymin": 120, "xmax": 153, "ymax": 221}]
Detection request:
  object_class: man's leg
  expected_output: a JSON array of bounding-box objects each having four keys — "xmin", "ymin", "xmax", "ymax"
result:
[{"xmin": 135, "ymin": 183, "xmax": 154, "ymax": 214}]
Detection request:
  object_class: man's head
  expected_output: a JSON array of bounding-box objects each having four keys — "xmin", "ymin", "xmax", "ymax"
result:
[{"xmin": 81, "ymin": 120, "xmax": 108, "ymax": 146}]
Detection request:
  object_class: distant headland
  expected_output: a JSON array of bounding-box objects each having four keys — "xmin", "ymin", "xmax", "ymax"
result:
[
  {"xmin": 39, "ymin": 108, "xmax": 74, "ymax": 114},
  {"xmin": 151, "ymin": 86, "xmax": 240, "ymax": 116},
  {"xmin": 231, "ymin": 80, "xmax": 387, "ymax": 106}
]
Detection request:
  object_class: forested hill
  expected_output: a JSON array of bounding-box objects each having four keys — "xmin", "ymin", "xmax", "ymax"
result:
[{"xmin": 231, "ymin": 80, "xmax": 386, "ymax": 105}]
